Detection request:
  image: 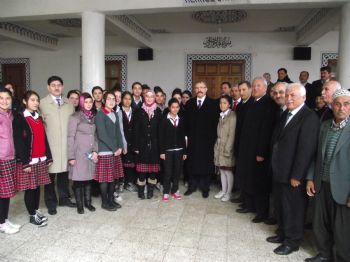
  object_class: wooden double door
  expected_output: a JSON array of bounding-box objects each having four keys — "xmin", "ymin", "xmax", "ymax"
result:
[{"xmin": 192, "ymin": 60, "xmax": 245, "ymax": 99}]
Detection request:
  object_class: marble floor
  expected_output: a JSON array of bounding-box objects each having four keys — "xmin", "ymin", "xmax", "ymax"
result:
[{"xmin": 0, "ymin": 184, "xmax": 317, "ymax": 262}]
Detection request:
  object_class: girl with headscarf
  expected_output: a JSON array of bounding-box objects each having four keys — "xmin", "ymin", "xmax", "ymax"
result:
[
  {"xmin": 67, "ymin": 92, "xmax": 98, "ymax": 214},
  {"xmin": 133, "ymin": 90, "xmax": 162, "ymax": 199}
]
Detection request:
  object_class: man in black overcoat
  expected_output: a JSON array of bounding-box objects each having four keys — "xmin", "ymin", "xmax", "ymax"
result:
[
  {"xmin": 235, "ymin": 77, "xmax": 277, "ymax": 222},
  {"xmin": 184, "ymin": 81, "xmax": 218, "ymax": 198}
]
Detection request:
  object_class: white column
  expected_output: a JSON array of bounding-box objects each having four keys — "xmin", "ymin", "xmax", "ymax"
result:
[
  {"xmin": 82, "ymin": 11, "xmax": 105, "ymax": 93},
  {"xmin": 338, "ymin": 2, "xmax": 350, "ymax": 89}
]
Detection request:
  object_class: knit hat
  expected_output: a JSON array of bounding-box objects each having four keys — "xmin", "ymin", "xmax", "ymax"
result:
[{"xmin": 333, "ymin": 89, "xmax": 350, "ymax": 100}]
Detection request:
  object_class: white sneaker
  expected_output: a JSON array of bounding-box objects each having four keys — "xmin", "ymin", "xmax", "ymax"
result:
[
  {"xmin": 221, "ymin": 194, "xmax": 231, "ymax": 202},
  {"xmin": 113, "ymin": 192, "xmax": 123, "ymax": 202},
  {"xmin": 214, "ymin": 191, "xmax": 225, "ymax": 199},
  {"xmin": 0, "ymin": 222, "xmax": 19, "ymax": 234},
  {"xmin": 5, "ymin": 219, "xmax": 21, "ymax": 229}
]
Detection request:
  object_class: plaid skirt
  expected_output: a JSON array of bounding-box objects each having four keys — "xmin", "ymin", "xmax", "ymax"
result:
[
  {"xmin": 94, "ymin": 154, "xmax": 124, "ymax": 183},
  {"xmin": 136, "ymin": 163, "xmax": 160, "ymax": 173},
  {"xmin": 0, "ymin": 159, "xmax": 16, "ymax": 198},
  {"xmin": 15, "ymin": 161, "xmax": 50, "ymax": 191}
]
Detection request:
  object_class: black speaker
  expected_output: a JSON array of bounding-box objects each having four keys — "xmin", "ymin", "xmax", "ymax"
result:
[
  {"xmin": 293, "ymin": 47, "xmax": 311, "ymax": 60},
  {"xmin": 138, "ymin": 48, "xmax": 153, "ymax": 61}
]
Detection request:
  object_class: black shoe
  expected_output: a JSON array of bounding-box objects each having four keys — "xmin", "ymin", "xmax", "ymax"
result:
[
  {"xmin": 101, "ymin": 203, "xmax": 117, "ymax": 211},
  {"xmin": 59, "ymin": 199, "xmax": 77, "ymax": 208},
  {"xmin": 202, "ymin": 191, "xmax": 209, "ymax": 198},
  {"xmin": 231, "ymin": 197, "xmax": 243, "ymax": 203},
  {"xmin": 236, "ymin": 208, "xmax": 253, "ymax": 214},
  {"xmin": 48, "ymin": 208, "xmax": 57, "ymax": 215},
  {"xmin": 30, "ymin": 214, "xmax": 48, "ymax": 227},
  {"xmin": 305, "ymin": 254, "xmax": 333, "ymax": 262},
  {"xmin": 273, "ymin": 244, "xmax": 299, "ymax": 255},
  {"xmin": 266, "ymin": 235, "xmax": 283, "ymax": 244},
  {"xmin": 111, "ymin": 200, "xmax": 122, "ymax": 209},
  {"xmin": 252, "ymin": 216, "xmax": 266, "ymax": 223},
  {"xmin": 264, "ymin": 217, "xmax": 277, "ymax": 225},
  {"xmin": 184, "ymin": 189, "xmax": 193, "ymax": 196}
]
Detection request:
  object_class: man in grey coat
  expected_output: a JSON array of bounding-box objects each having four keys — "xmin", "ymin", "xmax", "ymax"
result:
[{"xmin": 305, "ymin": 89, "xmax": 350, "ymax": 262}]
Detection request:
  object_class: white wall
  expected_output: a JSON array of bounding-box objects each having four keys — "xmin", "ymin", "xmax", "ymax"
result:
[{"xmin": 0, "ymin": 30, "xmax": 339, "ymax": 98}]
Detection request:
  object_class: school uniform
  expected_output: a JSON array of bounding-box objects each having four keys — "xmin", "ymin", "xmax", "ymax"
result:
[{"xmin": 159, "ymin": 113, "xmax": 186, "ymax": 195}]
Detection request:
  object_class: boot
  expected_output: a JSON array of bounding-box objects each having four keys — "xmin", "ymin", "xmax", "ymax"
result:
[
  {"xmin": 109, "ymin": 182, "xmax": 121, "ymax": 209},
  {"xmin": 137, "ymin": 179, "xmax": 146, "ymax": 199},
  {"xmin": 100, "ymin": 183, "xmax": 117, "ymax": 211},
  {"xmin": 147, "ymin": 178, "xmax": 157, "ymax": 199},
  {"xmin": 73, "ymin": 185, "xmax": 84, "ymax": 214},
  {"xmin": 83, "ymin": 183, "xmax": 96, "ymax": 212}
]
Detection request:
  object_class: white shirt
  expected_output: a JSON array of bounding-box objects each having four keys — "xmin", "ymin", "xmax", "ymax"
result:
[
  {"xmin": 123, "ymin": 107, "xmax": 132, "ymax": 122},
  {"xmin": 50, "ymin": 94, "xmax": 62, "ymax": 106},
  {"xmin": 220, "ymin": 109, "xmax": 231, "ymax": 119},
  {"xmin": 196, "ymin": 95, "xmax": 206, "ymax": 107},
  {"xmin": 285, "ymin": 103, "xmax": 305, "ymax": 127},
  {"xmin": 133, "ymin": 96, "xmax": 142, "ymax": 105}
]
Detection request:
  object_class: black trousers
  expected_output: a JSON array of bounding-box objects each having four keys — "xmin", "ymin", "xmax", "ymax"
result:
[
  {"xmin": 0, "ymin": 197, "xmax": 10, "ymax": 224},
  {"xmin": 189, "ymin": 172, "xmax": 210, "ymax": 193},
  {"xmin": 254, "ymin": 192, "xmax": 270, "ymax": 219},
  {"xmin": 163, "ymin": 150, "xmax": 183, "ymax": 194},
  {"xmin": 313, "ymin": 182, "xmax": 350, "ymax": 262},
  {"xmin": 44, "ymin": 172, "xmax": 70, "ymax": 210},
  {"xmin": 124, "ymin": 167, "xmax": 136, "ymax": 184},
  {"xmin": 274, "ymin": 181, "xmax": 307, "ymax": 248},
  {"xmin": 24, "ymin": 187, "xmax": 40, "ymax": 215}
]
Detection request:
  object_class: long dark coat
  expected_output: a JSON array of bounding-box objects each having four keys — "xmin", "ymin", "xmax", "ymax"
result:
[
  {"xmin": 235, "ymin": 95, "xmax": 276, "ymax": 195},
  {"xmin": 133, "ymin": 107, "xmax": 162, "ymax": 164},
  {"xmin": 185, "ymin": 97, "xmax": 218, "ymax": 175},
  {"xmin": 121, "ymin": 107, "xmax": 137, "ymax": 165}
]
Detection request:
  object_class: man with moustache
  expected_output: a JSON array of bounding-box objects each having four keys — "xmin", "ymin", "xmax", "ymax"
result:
[
  {"xmin": 320, "ymin": 80, "xmax": 341, "ymax": 122},
  {"xmin": 184, "ymin": 81, "xmax": 218, "ymax": 198},
  {"xmin": 267, "ymin": 83, "xmax": 319, "ymax": 255},
  {"xmin": 272, "ymin": 82, "xmax": 288, "ymax": 119},
  {"xmin": 235, "ymin": 77, "xmax": 277, "ymax": 222},
  {"xmin": 305, "ymin": 89, "xmax": 350, "ymax": 262}
]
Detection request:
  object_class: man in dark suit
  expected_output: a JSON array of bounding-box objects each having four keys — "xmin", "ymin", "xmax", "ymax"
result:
[
  {"xmin": 308, "ymin": 66, "xmax": 332, "ymax": 110},
  {"xmin": 232, "ymin": 81, "xmax": 253, "ymax": 204},
  {"xmin": 235, "ymin": 77, "xmax": 277, "ymax": 222},
  {"xmin": 305, "ymin": 89, "xmax": 350, "ymax": 262},
  {"xmin": 276, "ymin": 68, "xmax": 293, "ymax": 84},
  {"xmin": 266, "ymin": 83, "xmax": 319, "ymax": 255},
  {"xmin": 131, "ymin": 81, "xmax": 143, "ymax": 109},
  {"xmin": 299, "ymin": 71, "xmax": 313, "ymax": 108},
  {"xmin": 184, "ymin": 81, "xmax": 218, "ymax": 198}
]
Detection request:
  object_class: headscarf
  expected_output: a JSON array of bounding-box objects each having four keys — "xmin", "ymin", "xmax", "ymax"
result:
[
  {"xmin": 79, "ymin": 92, "xmax": 94, "ymax": 120},
  {"xmin": 141, "ymin": 90, "xmax": 157, "ymax": 119}
]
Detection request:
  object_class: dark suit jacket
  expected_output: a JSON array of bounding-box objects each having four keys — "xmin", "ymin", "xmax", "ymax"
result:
[
  {"xmin": 307, "ymin": 120, "xmax": 350, "ymax": 205},
  {"xmin": 271, "ymin": 105, "xmax": 319, "ymax": 184}
]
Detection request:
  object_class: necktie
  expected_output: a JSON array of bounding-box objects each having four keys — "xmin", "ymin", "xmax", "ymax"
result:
[
  {"xmin": 233, "ymin": 101, "xmax": 238, "ymax": 111},
  {"xmin": 284, "ymin": 112, "xmax": 293, "ymax": 127},
  {"xmin": 197, "ymin": 100, "xmax": 202, "ymax": 109},
  {"xmin": 171, "ymin": 118, "xmax": 177, "ymax": 127},
  {"xmin": 56, "ymin": 98, "xmax": 61, "ymax": 107}
]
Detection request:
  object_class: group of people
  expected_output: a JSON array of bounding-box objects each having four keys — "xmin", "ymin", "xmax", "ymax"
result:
[{"xmin": 0, "ymin": 65, "xmax": 349, "ymax": 262}]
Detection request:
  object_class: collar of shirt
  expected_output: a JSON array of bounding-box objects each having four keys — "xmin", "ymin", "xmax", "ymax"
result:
[
  {"xmin": 233, "ymin": 98, "xmax": 241, "ymax": 104},
  {"xmin": 281, "ymin": 105, "xmax": 287, "ymax": 111},
  {"xmin": 220, "ymin": 109, "xmax": 231, "ymax": 119},
  {"xmin": 50, "ymin": 94, "xmax": 62, "ymax": 104},
  {"xmin": 197, "ymin": 96, "xmax": 206, "ymax": 104},
  {"xmin": 255, "ymin": 95, "xmax": 265, "ymax": 102},
  {"xmin": 243, "ymin": 96, "xmax": 251, "ymax": 103},
  {"xmin": 331, "ymin": 117, "xmax": 349, "ymax": 131},
  {"xmin": 167, "ymin": 113, "xmax": 179, "ymax": 122},
  {"xmin": 133, "ymin": 96, "xmax": 142, "ymax": 104},
  {"xmin": 288, "ymin": 103, "xmax": 305, "ymax": 118},
  {"xmin": 23, "ymin": 109, "xmax": 39, "ymax": 120}
]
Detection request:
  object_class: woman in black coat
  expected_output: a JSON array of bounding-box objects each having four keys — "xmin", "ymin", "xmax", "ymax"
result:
[{"xmin": 133, "ymin": 90, "xmax": 162, "ymax": 199}]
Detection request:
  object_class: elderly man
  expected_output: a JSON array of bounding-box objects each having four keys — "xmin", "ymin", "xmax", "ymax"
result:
[
  {"xmin": 320, "ymin": 80, "xmax": 342, "ymax": 122},
  {"xmin": 40, "ymin": 76, "xmax": 75, "ymax": 215},
  {"xmin": 184, "ymin": 81, "xmax": 218, "ymax": 198},
  {"xmin": 305, "ymin": 89, "xmax": 350, "ymax": 262},
  {"xmin": 267, "ymin": 83, "xmax": 319, "ymax": 255},
  {"xmin": 235, "ymin": 77, "xmax": 277, "ymax": 222}
]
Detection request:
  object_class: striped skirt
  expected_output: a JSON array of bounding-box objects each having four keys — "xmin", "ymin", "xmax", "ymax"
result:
[
  {"xmin": 136, "ymin": 163, "xmax": 160, "ymax": 173},
  {"xmin": 0, "ymin": 159, "xmax": 16, "ymax": 198},
  {"xmin": 95, "ymin": 155, "xmax": 124, "ymax": 183},
  {"xmin": 15, "ymin": 161, "xmax": 50, "ymax": 191}
]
